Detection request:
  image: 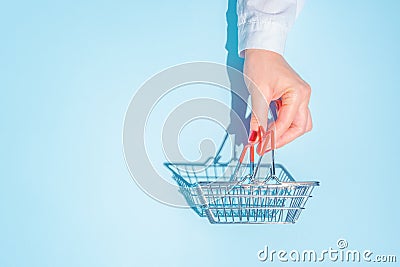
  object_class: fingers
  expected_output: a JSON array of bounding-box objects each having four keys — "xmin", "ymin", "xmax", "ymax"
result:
[
  {"xmin": 249, "ymin": 85, "xmax": 271, "ymax": 133},
  {"xmin": 273, "ymin": 89, "xmax": 302, "ymax": 141},
  {"xmin": 243, "ymin": 49, "xmax": 313, "ymax": 148},
  {"xmin": 250, "ymin": 87, "xmax": 312, "ymax": 149},
  {"xmin": 276, "ymin": 107, "xmax": 312, "ymax": 148}
]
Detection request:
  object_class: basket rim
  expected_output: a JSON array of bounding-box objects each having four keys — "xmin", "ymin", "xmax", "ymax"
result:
[
  {"xmin": 164, "ymin": 160, "xmax": 319, "ymax": 188},
  {"xmin": 197, "ymin": 180, "xmax": 320, "ymax": 188}
]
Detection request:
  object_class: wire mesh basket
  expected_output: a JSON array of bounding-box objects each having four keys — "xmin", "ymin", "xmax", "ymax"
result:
[
  {"xmin": 165, "ymin": 158, "xmax": 319, "ymax": 224},
  {"xmin": 165, "ymin": 102, "xmax": 319, "ymax": 224}
]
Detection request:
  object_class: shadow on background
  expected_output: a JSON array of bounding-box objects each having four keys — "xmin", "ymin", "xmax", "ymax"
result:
[{"xmin": 225, "ymin": 0, "xmax": 250, "ymax": 156}]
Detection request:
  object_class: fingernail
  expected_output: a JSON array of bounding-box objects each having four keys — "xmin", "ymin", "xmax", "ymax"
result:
[{"xmin": 248, "ymin": 130, "xmax": 258, "ymax": 142}]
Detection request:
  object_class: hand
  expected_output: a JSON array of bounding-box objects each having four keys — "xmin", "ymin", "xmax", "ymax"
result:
[{"xmin": 243, "ymin": 49, "xmax": 312, "ymax": 148}]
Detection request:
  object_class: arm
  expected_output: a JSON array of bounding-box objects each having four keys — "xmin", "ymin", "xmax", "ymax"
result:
[{"xmin": 237, "ymin": 0, "xmax": 311, "ymax": 148}]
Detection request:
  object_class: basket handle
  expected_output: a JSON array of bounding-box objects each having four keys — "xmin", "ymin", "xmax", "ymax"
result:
[
  {"xmin": 247, "ymin": 100, "xmax": 279, "ymax": 181},
  {"xmin": 249, "ymin": 100, "xmax": 279, "ymax": 157},
  {"xmin": 230, "ymin": 101, "xmax": 279, "ymax": 182},
  {"xmin": 230, "ymin": 127, "xmax": 276, "ymax": 182},
  {"xmin": 213, "ymin": 132, "xmax": 229, "ymax": 164}
]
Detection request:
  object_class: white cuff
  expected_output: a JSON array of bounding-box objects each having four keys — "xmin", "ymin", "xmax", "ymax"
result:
[{"xmin": 238, "ymin": 21, "xmax": 289, "ymax": 58}]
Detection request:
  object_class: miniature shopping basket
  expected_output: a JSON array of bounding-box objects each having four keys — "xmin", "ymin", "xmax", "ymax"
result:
[{"xmin": 164, "ymin": 129, "xmax": 319, "ymax": 224}]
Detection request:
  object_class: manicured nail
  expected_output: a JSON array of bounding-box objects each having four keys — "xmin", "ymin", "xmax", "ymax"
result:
[
  {"xmin": 248, "ymin": 130, "xmax": 258, "ymax": 142},
  {"xmin": 275, "ymin": 99, "xmax": 282, "ymax": 110}
]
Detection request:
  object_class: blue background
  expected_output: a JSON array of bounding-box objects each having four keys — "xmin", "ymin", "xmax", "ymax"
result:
[{"xmin": 3, "ymin": 0, "xmax": 400, "ymax": 266}]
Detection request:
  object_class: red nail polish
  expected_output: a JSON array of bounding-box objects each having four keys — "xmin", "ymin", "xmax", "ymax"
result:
[{"xmin": 248, "ymin": 130, "xmax": 258, "ymax": 142}]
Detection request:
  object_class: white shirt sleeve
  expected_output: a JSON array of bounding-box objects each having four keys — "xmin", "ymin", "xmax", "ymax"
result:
[{"xmin": 237, "ymin": 0, "xmax": 305, "ymax": 57}]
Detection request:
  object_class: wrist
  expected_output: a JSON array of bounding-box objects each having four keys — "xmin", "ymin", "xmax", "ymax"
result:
[{"xmin": 244, "ymin": 49, "xmax": 283, "ymax": 59}]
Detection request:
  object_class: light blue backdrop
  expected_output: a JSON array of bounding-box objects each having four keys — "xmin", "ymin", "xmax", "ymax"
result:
[{"xmin": 2, "ymin": 0, "xmax": 399, "ymax": 266}]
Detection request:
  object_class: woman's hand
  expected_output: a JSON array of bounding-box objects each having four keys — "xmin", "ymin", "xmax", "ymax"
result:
[{"xmin": 244, "ymin": 49, "xmax": 312, "ymax": 148}]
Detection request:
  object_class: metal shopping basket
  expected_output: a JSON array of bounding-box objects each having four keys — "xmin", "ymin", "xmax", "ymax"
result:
[{"xmin": 165, "ymin": 128, "xmax": 319, "ymax": 224}]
